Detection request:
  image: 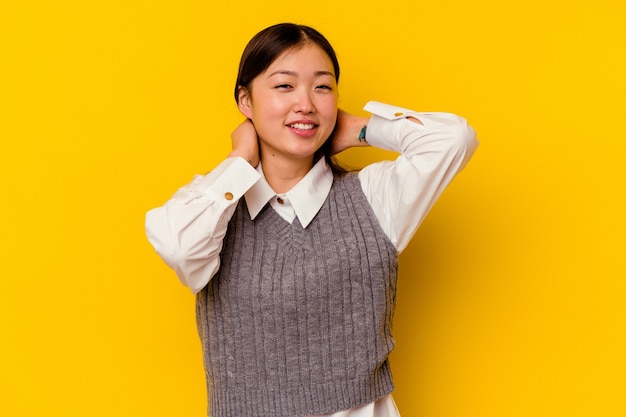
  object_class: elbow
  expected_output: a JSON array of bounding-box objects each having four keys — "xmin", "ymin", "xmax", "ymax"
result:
[
  {"xmin": 449, "ymin": 115, "xmax": 479, "ymax": 167},
  {"xmin": 145, "ymin": 227, "xmax": 206, "ymax": 292},
  {"xmin": 145, "ymin": 209, "xmax": 218, "ymax": 293},
  {"xmin": 145, "ymin": 208, "xmax": 185, "ymax": 271},
  {"xmin": 451, "ymin": 114, "xmax": 478, "ymax": 150},
  {"xmin": 431, "ymin": 115, "xmax": 478, "ymax": 173}
]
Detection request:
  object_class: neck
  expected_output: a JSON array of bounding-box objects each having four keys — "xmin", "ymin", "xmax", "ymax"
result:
[{"xmin": 261, "ymin": 154, "xmax": 315, "ymax": 194}]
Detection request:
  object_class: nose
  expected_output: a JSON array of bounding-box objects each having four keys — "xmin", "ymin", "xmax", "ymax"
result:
[{"xmin": 293, "ymin": 90, "xmax": 315, "ymax": 114}]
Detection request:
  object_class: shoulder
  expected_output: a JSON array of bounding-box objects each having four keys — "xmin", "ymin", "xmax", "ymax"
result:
[
  {"xmin": 327, "ymin": 171, "xmax": 371, "ymax": 211},
  {"xmin": 332, "ymin": 171, "xmax": 362, "ymax": 189}
]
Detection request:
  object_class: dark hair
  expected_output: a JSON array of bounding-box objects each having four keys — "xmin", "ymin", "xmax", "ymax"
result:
[{"xmin": 234, "ymin": 23, "xmax": 348, "ymax": 174}]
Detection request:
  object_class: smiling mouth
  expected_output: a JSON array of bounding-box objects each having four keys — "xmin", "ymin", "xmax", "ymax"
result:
[{"xmin": 287, "ymin": 123, "xmax": 316, "ymax": 130}]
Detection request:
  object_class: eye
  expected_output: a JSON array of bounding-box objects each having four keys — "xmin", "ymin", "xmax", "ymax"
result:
[
  {"xmin": 316, "ymin": 84, "xmax": 333, "ymax": 91},
  {"xmin": 275, "ymin": 84, "xmax": 293, "ymax": 89}
]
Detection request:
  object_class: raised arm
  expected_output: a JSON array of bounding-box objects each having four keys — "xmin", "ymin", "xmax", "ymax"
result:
[
  {"xmin": 357, "ymin": 101, "xmax": 478, "ymax": 253},
  {"xmin": 145, "ymin": 120, "xmax": 261, "ymax": 294}
]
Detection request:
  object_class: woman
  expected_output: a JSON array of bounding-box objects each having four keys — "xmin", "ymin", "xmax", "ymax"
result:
[{"xmin": 146, "ymin": 23, "xmax": 478, "ymax": 417}]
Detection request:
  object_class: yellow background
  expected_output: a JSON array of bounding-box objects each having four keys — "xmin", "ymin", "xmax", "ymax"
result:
[{"xmin": 2, "ymin": 0, "xmax": 625, "ymax": 416}]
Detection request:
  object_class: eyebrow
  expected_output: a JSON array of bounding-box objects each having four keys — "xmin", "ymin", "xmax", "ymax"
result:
[{"xmin": 268, "ymin": 70, "xmax": 335, "ymax": 78}]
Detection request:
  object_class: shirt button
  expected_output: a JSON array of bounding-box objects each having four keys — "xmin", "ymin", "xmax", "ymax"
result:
[
  {"xmin": 394, "ymin": 112, "xmax": 404, "ymax": 117},
  {"xmin": 224, "ymin": 192, "xmax": 234, "ymax": 201},
  {"xmin": 276, "ymin": 197, "xmax": 284, "ymax": 204}
]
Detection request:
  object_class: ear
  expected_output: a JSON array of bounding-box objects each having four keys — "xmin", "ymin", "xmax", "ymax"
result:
[{"xmin": 237, "ymin": 86, "xmax": 253, "ymax": 119}]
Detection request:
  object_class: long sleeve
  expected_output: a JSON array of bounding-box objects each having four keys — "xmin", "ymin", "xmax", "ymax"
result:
[
  {"xmin": 358, "ymin": 101, "xmax": 478, "ymax": 253},
  {"xmin": 145, "ymin": 157, "xmax": 261, "ymax": 294}
]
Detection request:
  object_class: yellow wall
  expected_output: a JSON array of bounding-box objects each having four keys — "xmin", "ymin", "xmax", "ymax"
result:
[{"xmin": 2, "ymin": 1, "xmax": 625, "ymax": 416}]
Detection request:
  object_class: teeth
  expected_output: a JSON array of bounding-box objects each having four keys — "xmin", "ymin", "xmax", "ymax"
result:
[{"xmin": 290, "ymin": 123, "xmax": 315, "ymax": 130}]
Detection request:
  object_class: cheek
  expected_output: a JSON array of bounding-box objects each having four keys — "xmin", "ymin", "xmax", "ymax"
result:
[
  {"xmin": 323, "ymin": 102, "xmax": 339, "ymax": 127},
  {"xmin": 249, "ymin": 90, "xmax": 283, "ymax": 115},
  {"xmin": 317, "ymin": 96, "xmax": 338, "ymax": 118}
]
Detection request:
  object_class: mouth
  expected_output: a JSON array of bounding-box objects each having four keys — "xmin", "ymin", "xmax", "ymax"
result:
[
  {"xmin": 287, "ymin": 122, "xmax": 317, "ymax": 130},
  {"xmin": 286, "ymin": 121, "xmax": 319, "ymax": 137}
]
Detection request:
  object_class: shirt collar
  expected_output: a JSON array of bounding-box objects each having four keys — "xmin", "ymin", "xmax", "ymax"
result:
[{"xmin": 244, "ymin": 158, "xmax": 333, "ymax": 228}]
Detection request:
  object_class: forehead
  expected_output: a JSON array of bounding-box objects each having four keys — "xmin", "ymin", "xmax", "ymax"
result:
[{"xmin": 266, "ymin": 43, "xmax": 335, "ymax": 75}]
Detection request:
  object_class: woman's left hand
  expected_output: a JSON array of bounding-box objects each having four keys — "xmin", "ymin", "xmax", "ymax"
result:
[{"xmin": 330, "ymin": 109, "xmax": 370, "ymax": 155}]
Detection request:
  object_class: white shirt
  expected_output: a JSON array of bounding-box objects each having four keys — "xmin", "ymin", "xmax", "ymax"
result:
[{"xmin": 145, "ymin": 101, "xmax": 478, "ymax": 417}]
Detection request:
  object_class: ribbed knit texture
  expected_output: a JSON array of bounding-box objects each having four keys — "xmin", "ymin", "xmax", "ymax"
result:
[{"xmin": 196, "ymin": 172, "xmax": 399, "ymax": 417}]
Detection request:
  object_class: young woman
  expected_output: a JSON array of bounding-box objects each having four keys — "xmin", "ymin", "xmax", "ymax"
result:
[{"xmin": 146, "ymin": 23, "xmax": 478, "ymax": 417}]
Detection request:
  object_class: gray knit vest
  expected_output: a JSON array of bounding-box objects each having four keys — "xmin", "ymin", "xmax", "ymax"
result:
[{"xmin": 196, "ymin": 172, "xmax": 399, "ymax": 417}]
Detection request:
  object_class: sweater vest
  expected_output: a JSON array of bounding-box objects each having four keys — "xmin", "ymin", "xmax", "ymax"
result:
[{"xmin": 196, "ymin": 172, "xmax": 399, "ymax": 417}]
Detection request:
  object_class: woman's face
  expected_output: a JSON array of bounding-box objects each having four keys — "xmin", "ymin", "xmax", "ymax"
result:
[{"xmin": 238, "ymin": 42, "xmax": 338, "ymax": 165}]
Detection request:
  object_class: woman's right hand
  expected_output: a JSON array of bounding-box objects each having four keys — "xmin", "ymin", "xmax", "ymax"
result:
[{"xmin": 229, "ymin": 119, "xmax": 260, "ymax": 167}]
